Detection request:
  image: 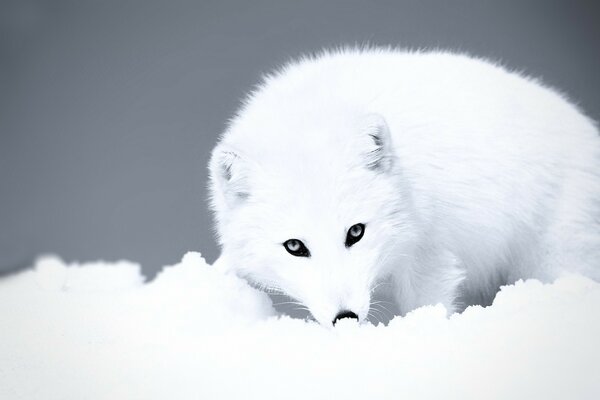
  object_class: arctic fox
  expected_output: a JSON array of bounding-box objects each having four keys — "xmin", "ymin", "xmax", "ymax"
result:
[{"xmin": 208, "ymin": 48, "xmax": 600, "ymax": 327}]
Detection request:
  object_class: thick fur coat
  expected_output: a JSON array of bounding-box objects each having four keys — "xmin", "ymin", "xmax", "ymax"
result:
[{"xmin": 208, "ymin": 48, "xmax": 600, "ymax": 326}]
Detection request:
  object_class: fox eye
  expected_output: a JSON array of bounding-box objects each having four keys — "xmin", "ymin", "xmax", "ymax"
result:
[
  {"xmin": 283, "ymin": 239, "xmax": 310, "ymax": 257},
  {"xmin": 345, "ymin": 223, "xmax": 365, "ymax": 247}
]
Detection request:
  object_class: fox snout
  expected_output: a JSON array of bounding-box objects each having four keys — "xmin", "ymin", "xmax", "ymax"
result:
[
  {"xmin": 310, "ymin": 301, "xmax": 368, "ymax": 327},
  {"xmin": 332, "ymin": 310, "xmax": 359, "ymax": 325}
]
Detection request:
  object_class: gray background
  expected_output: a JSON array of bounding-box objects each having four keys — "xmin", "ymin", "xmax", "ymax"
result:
[{"xmin": 1, "ymin": 0, "xmax": 599, "ymax": 278}]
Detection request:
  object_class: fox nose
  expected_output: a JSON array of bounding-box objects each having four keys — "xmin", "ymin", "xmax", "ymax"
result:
[{"xmin": 332, "ymin": 310, "xmax": 359, "ymax": 325}]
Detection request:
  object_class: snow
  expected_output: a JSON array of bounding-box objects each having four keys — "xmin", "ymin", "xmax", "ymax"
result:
[{"xmin": 1, "ymin": 252, "xmax": 599, "ymax": 400}]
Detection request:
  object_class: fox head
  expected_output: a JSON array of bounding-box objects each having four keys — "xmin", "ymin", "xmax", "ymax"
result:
[{"xmin": 209, "ymin": 107, "xmax": 416, "ymax": 326}]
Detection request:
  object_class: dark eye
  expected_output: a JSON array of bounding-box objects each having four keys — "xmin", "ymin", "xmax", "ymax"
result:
[
  {"xmin": 345, "ymin": 223, "xmax": 365, "ymax": 248},
  {"xmin": 283, "ymin": 239, "xmax": 310, "ymax": 257}
]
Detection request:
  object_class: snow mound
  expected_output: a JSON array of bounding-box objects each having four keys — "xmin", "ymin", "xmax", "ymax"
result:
[{"xmin": 1, "ymin": 252, "xmax": 598, "ymax": 399}]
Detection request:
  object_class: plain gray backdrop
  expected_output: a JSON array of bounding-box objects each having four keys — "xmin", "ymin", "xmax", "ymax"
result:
[{"xmin": 1, "ymin": 0, "xmax": 599, "ymax": 278}]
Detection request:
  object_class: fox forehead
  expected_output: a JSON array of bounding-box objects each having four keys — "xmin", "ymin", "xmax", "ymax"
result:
[
  {"xmin": 246, "ymin": 163, "xmax": 380, "ymax": 234},
  {"xmin": 219, "ymin": 134, "xmax": 400, "ymax": 242}
]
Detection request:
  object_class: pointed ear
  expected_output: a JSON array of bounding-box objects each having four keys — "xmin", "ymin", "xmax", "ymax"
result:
[
  {"xmin": 209, "ymin": 145, "xmax": 251, "ymax": 208},
  {"xmin": 362, "ymin": 114, "xmax": 394, "ymax": 172}
]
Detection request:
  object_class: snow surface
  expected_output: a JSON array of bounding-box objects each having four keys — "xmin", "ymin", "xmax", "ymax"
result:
[{"xmin": 1, "ymin": 252, "xmax": 599, "ymax": 400}]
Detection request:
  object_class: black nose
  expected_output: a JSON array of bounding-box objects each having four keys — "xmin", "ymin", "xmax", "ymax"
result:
[{"xmin": 333, "ymin": 310, "xmax": 359, "ymax": 325}]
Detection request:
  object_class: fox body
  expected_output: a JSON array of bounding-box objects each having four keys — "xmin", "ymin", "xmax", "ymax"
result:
[{"xmin": 209, "ymin": 49, "xmax": 600, "ymax": 326}]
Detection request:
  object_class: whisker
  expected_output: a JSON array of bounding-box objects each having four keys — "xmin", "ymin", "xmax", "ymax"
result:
[
  {"xmin": 367, "ymin": 310, "xmax": 382, "ymax": 325},
  {"xmin": 371, "ymin": 299, "xmax": 395, "ymax": 306},
  {"xmin": 369, "ymin": 307, "xmax": 386, "ymax": 321},
  {"xmin": 272, "ymin": 301, "xmax": 305, "ymax": 306},
  {"xmin": 370, "ymin": 281, "xmax": 392, "ymax": 294},
  {"xmin": 371, "ymin": 303, "xmax": 393, "ymax": 320},
  {"xmin": 372, "ymin": 300, "xmax": 394, "ymax": 314}
]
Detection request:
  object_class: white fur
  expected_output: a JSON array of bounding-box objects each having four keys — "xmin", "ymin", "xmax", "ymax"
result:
[{"xmin": 208, "ymin": 48, "xmax": 600, "ymax": 326}]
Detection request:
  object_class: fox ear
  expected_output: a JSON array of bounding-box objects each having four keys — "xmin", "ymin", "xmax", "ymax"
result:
[
  {"xmin": 210, "ymin": 145, "xmax": 251, "ymax": 207},
  {"xmin": 362, "ymin": 114, "xmax": 394, "ymax": 172}
]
